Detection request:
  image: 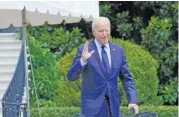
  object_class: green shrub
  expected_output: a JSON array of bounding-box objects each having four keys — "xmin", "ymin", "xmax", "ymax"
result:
[
  {"xmin": 52, "ymin": 80, "xmax": 81, "ymax": 107},
  {"xmin": 56, "ymin": 48, "xmax": 77, "ymax": 80},
  {"xmin": 31, "ymin": 106, "xmax": 178, "ymax": 117},
  {"xmin": 141, "ymin": 17, "xmax": 178, "ymax": 104},
  {"xmin": 28, "ymin": 35, "xmax": 59, "ymax": 106},
  {"xmin": 56, "ymin": 38, "xmax": 161, "ymax": 106},
  {"xmin": 116, "ymin": 11, "xmax": 134, "ymax": 39},
  {"xmin": 54, "ymin": 49, "xmax": 81, "ymax": 106}
]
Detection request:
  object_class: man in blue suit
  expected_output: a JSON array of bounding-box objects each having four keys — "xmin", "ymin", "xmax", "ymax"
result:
[{"xmin": 67, "ymin": 17, "xmax": 139, "ymax": 117}]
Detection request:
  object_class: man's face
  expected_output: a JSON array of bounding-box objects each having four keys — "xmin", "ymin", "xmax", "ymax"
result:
[{"xmin": 92, "ymin": 22, "xmax": 111, "ymax": 45}]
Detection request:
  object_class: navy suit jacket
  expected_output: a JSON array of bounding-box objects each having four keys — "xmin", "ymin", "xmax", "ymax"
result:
[{"xmin": 67, "ymin": 40, "xmax": 138, "ymax": 117}]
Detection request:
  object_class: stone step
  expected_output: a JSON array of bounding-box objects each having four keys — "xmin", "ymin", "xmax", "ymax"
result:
[
  {"xmin": 0, "ymin": 113, "xmax": 1, "ymax": 117},
  {"xmin": 0, "ymin": 41, "xmax": 21, "ymax": 48},
  {"xmin": 0, "ymin": 33, "xmax": 23, "ymax": 117},
  {"xmin": 0, "ymin": 88, "xmax": 5, "ymax": 100},
  {"xmin": 0, "ymin": 39, "xmax": 21, "ymax": 43},
  {"xmin": 0, "ymin": 71, "xmax": 14, "ymax": 82},
  {"xmin": 0, "ymin": 33, "xmax": 16, "ymax": 36},
  {"xmin": 0, "ymin": 49, "xmax": 20, "ymax": 56},
  {"xmin": 0, "ymin": 88, "xmax": 6, "ymax": 116},
  {"xmin": 0, "ymin": 103, "xmax": 2, "ymax": 117},
  {"xmin": 0, "ymin": 33, "xmax": 18, "ymax": 41},
  {"xmin": 0, "ymin": 75, "xmax": 11, "ymax": 82},
  {"xmin": 0, "ymin": 83, "xmax": 10, "ymax": 91},
  {"xmin": 0, "ymin": 46, "xmax": 21, "ymax": 50},
  {"xmin": 0, "ymin": 57, "xmax": 18, "ymax": 66},
  {"xmin": 0, "ymin": 68, "xmax": 14, "ymax": 73}
]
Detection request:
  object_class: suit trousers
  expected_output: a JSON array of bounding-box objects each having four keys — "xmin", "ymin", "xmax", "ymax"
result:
[
  {"xmin": 93, "ymin": 95, "xmax": 112, "ymax": 117},
  {"xmin": 104, "ymin": 95, "xmax": 112, "ymax": 117},
  {"xmin": 83, "ymin": 95, "xmax": 112, "ymax": 117}
]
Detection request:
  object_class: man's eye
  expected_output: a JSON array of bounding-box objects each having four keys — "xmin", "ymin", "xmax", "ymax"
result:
[{"xmin": 98, "ymin": 30, "xmax": 109, "ymax": 33}]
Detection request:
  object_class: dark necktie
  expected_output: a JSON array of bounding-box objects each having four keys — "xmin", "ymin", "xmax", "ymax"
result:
[{"xmin": 101, "ymin": 45, "xmax": 110, "ymax": 75}]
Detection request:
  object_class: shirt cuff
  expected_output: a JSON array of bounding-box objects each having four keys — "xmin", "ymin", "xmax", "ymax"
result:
[{"xmin": 80, "ymin": 58, "xmax": 87, "ymax": 67}]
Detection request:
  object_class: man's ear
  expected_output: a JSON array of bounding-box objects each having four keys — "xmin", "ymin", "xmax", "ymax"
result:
[
  {"xmin": 92, "ymin": 29, "xmax": 95, "ymax": 36},
  {"xmin": 92, "ymin": 28, "xmax": 94, "ymax": 33}
]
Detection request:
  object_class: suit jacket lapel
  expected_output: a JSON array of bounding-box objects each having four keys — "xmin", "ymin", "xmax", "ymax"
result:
[{"xmin": 88, "ymin": 40, "xmax": 106, "ymax": 78}]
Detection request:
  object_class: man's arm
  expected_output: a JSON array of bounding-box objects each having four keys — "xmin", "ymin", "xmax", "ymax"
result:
[
  {"xmin": 120, "ymin": 48, "xmax": 139, "ymax": 114},
  {"xmin": 67, "ymin": 46, "xmax": 85, "ymax": 81}
]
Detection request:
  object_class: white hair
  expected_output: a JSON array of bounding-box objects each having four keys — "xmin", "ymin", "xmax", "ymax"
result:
[{"xmin": 92, "ymin": 17, "xmax": 110, "ymax": 29}]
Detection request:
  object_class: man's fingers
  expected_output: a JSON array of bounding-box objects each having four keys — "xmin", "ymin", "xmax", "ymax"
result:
[
  {"xmin": 135, "ymin": 108, "xmax": 139, "ymax": 114},
  {"xmin": 83, "ymin": 42, "xmax": 89, "ymax": 52},
  {"xmin": 86, "ymin": 42, "xmax": 88, "ymax": 49},
  {"xmin": 89, "ymin": 50, "xmax": 95, "ymax": 55},
  {"xmin": 128, "ymin": 104, "xmax": 139, "ymax": 115},
  {"xmin": 83, "ymin": 43, "xmax": 87, "ymax": 50},
  {"xmin": 129, "ymin": 107, "xmax": 135, "ymax": 114},
  {"xmin": 84, "ymin": 42, "xmax": 88, "ymax": 49}
]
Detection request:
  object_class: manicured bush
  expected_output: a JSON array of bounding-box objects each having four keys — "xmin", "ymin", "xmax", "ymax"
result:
[
  {"xmin": 56, "ymin": 38, "xmax": 161, "ymax": 106},
  {"xmin": 52, "ymin": 80, "xmax": 81, "ymax": 107},
  {"xmin": 56, "ymin": 48, "xmax": 77, "ymax": 80},
  {"xmin": 31, "ymin": 106, "xmax": 178, "ymax": 117},
  {"xmin": 55, "ymin": 49, "xmax": 81, "ymax": 107},
  {"xmin": 111, "ymin": 38, "xmax": 162, "ymax": 106}
]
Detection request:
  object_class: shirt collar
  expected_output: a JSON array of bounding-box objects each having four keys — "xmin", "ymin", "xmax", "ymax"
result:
[{"xmin": 94, "ymin": 39, "xmax": 110, "ymax": 50}]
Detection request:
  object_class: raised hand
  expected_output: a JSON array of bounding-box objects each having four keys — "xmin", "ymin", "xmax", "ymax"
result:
[{"xmin": 81, "ymin": 42, "xmax": 95, "ymax": 62}]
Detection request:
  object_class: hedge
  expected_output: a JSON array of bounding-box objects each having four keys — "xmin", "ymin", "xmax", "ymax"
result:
[{"xmin": 31, "ymin": 106, "xmax": 178, "ymax": 117}]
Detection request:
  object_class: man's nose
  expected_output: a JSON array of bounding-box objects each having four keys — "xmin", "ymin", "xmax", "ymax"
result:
[{"xmin": 103, "ymin": 31, "xmax": 107, "ymax": 36}]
